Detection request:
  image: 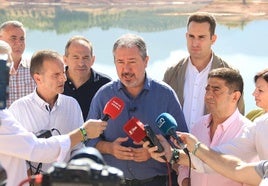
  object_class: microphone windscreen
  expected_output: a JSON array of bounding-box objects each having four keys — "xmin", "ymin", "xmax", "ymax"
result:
[
  {"xmin": 155, "ymin": 112, "xmax": 177, "ymax": 135},
  {"xmin": 103, "ymin": 97, "xmax": 125, "ymax": 119},
  {"xmin": 123, "ymin": 117, "xmax": 146, "ymax": 143}
]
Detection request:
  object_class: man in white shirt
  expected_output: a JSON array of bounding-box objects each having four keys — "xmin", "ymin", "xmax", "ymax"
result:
[
  {"xmin": 0, "ymin": 40, "xmax": 108, "ymax": 186},
  {"xmin": 163, "ymin": 12, "xmax": 244, "ymax": 130},
  {"xmin": 8, "ymin": 50, "xmax": 85, "ymax": 175}
]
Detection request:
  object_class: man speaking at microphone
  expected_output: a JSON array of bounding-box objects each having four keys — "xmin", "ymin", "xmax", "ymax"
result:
[{"xmin": 86, "ymin": 33, "xmax": 188, "ymax": 186}]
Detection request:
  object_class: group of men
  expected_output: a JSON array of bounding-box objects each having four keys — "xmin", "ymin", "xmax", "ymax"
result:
[{"xmin": 0, "ymin": 11, "xmax": 266, "ymax": 186}]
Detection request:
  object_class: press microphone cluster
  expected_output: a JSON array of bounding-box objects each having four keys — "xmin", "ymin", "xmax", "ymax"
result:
[
  {"xmin": 156, "ymin": 113, "xmax": 189, "ymax": 155},
  {"xmin": 102, "ymin": 97, "xmax": 125, "ymax": 121},
  {"xmin": 123, "ymin": 117, "xmax": 165, "ymax": 154}
]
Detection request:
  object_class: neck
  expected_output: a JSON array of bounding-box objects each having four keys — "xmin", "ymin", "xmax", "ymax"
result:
[
  {"xmin": 190, "ymin": 53, "xmax": 212, "ymax": 72},
  {"xmin": 36, "ymin": 89, "xmax": 58, "ymax": 108}
]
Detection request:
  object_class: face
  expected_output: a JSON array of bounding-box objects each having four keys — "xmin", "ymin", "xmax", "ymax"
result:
[
  {"xmin": 35, "ymin": 59, "xmax": 67, "ymax": 98},
  {"xmin": 0, "ymin": 26, "xmax": 25, "ymax": 63},
  {"xmin": 64, "ymin": 40, "xmax": 94, "ymax": 78},
  {"xmin": 114, "ymin": 46, "xmax": 148, "ymax": 93},
  {"xmin": 205, "ymin": 77, "xmax": 238, "ymax": 114},
  {"xmin": 186, "ymin": 21, "xmax": 216, "ymax": 60},
  {"xmin": 253, "ymin": 77, "xmax": 268, "ymax": 111}
]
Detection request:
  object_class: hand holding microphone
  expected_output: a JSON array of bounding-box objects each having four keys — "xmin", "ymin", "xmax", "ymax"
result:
[
  {"xmin": 123, "ymin": 117, "xmax": 165, "ymax": 153},
  {"xmin": 84, "ymin": 97, "xmax": 124, "ymax": 141},
  {"xmin": 156, "ymin": 113, "xmax": 189, "ymax": 155}
]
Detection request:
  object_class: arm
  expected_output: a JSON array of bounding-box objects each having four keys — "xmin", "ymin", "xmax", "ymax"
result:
[
  {"xmin": 0, "ymin": 110, "xmax": 107, "ymax": 163},
  {"xmin": 179, "ymin": 132, "xmax": 262, "ymax": 186}
]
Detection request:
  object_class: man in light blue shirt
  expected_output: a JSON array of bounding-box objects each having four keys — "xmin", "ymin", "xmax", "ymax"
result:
[{"xmin": 87, "ymin": 33, "xmax": 188, "ymax": 186}]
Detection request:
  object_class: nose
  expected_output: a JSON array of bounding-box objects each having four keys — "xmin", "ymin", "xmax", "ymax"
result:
[
  {"xmin": 252, "ymin": 88, "xmax": 258, "ymax": 97},
  {"xmin": 61, "ymin": 73, "xmax": 67, "ymax": 82},
  {"xmin": 192, "ymin": 38, "xmax": 200, "ymax": 47}
]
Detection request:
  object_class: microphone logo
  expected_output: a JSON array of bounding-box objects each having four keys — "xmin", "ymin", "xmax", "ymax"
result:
[
  {"xmin": 128, "ymin": 125, "xmax": 138, "ymax": 135},
  {"xmin": 102, "ymin": 97, "xmax": 125, "ymax": 121},
  {"xmin": 110, "ymin": 98, "xmax": 124, "ymax": 112},
  {"xmin": 156, "ymin": 117, "xmax": 165, "ymax": 128}
]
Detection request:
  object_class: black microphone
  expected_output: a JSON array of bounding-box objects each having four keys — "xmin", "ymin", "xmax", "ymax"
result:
[{"xmin": 156, "ymin": 113, "xmax": 189, "ymax": 154}]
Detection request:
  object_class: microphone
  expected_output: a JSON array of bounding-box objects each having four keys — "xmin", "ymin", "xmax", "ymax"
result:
[
  {"xmin": 102, "ymin": 97, "xmax": 125, "ymax": 121},
  {"xmin": 123, "ymin": 117, "xmax": 165, "ymax": 153},
  {"xmin": 155, "ymin": 113, "xmax": 189, "ymax": 154}
]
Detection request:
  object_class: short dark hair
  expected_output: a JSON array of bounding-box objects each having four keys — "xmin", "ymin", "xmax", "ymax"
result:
[
  {"xmin": 187, "ymin": 12, "xmax": 216, "ymax": 36},
  {"xmin": 208, "ymin": 68, "xmax": 243, "ymax": 95},
  {"xmin": 30, "ymin": 50, "xmax": 62, "ymax": 77},
  {"xmin": 254, "ymin": 69, "xmax": 268, "ymax": 83}
]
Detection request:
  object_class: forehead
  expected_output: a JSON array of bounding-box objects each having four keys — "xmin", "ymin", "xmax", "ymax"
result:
[
  {"xmin": 207, "ymin": 77, "xmax": 227, "ymax": 87},
  {"xmin": 256, "ymin": 77, "xmax": 268, "ymax": 87},
  {"xmin": 68, "ymin": 41, "xmax": 91, "ymax": 53},
  {"xmin": 187, "ymin": 21, "xmax": 210, "ymax": 34},
  {"xmin": 115, "ymin": 46, "xmax": 140, "ymax": 57},
  {"xmin": 43, "ymin": 58, "xmax": 64, "ymax": 71},
  {"xmin": 1, "ymin": 25, "xmax": 25, "ymax": 36}
]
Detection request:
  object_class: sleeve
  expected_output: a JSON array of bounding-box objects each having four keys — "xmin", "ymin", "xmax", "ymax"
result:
[
  {"xmin": 0, "ymin": 110, "xmax": 71, "ymax": 163},
  {"xmin": 255, "ymin": 160, "xmax": 268, "ymax": 178},
  {"xmin": 85, "ymin": 93, "xmax": 105, "ymax": 147},
  {"xmin": 214, "ymin": 123, "xmax": 257, "ymax": 162},
  {"xmin": 178, "ymin": 165, "xmax": 190, "ymax": 185}
]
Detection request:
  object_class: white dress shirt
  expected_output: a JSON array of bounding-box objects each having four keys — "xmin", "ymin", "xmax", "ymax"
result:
[
  {"xmin": 183, "ymin": 57, "xmax": 212, "ymax": 130},
  {"xmin": 8, "ymin": 90, "xmax": 84, "ymax": 173},
  {"xmin": 0, "ymin": 109, "xmax": 70, "ymax": 186}
]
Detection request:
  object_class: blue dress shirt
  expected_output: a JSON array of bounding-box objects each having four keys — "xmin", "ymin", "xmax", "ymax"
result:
[{"xmin": 86, "ymin": 76, "xmax": 188, "ymax": 180}]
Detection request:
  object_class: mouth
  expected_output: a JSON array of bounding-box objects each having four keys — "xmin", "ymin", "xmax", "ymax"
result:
[{"xmin": 122, "ymin": 73, "xmax": 134, "ymax": 81}]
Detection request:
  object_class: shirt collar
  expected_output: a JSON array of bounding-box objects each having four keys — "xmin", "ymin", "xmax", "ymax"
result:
[
  {"xmin": 206, "ymin": 108, "xmax": 240, "ymax": 131},
  {"xmin": 33, "ymin": 88, "xmax": 61, "ymax": 111}
]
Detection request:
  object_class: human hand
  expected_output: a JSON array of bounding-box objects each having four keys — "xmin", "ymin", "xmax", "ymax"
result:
[
  {"xmin": 83, "ymin": 119, "xmax": 107, "ymax": 139},
  {"xmin": 131, "ymin": 146, "xmax": 151, "ymax": 162},
  {"xmin": 174, "ymin": 132, "xmax": 199, "ymax": 152},
  {"xmin": 110, "ymin": 137, "xmax": 134, "ymax": 160},
  {"xmin": 143, "ymin": 134, "xmax": 172, "ymax": 163}
]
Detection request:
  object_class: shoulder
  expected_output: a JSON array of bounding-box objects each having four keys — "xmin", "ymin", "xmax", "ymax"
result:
[
  {"xmin": 59, "ymin": 94, "xmax": 79, "ymax": 104},
  {"xmin": 212, "ymin": 53, "xmax": 232, "ymax": 68},
  {"xmin": 9, "ymin": 93, "xmax": 33, "ymax": 107},
  {"xmin": 92, "ymin": 69, "xmax": 112, "ymax": 81},
  {"xmin": 165, "ymin": 57, "xmax": 187, "ymax": 72}
]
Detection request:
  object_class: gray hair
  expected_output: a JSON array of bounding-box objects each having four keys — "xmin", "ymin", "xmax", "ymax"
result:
[
  {"xmin": 0, "ymin": 20, "xmax": 25, "ymax": 33},
  {"xmin": 113, "ymin": 34, "xmax": 148, "ymax": 60}
]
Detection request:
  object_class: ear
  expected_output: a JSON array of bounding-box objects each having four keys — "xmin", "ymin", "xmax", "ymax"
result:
[
  {"xmin": 63, "ymin": 55, "xmax": 68, "ymax": 66},
  {"xmin": 233, "ymin": 91, "xmax": 241, "ymax": 103},
  {"xmin": 33, "ymin": 73, "xmax": 42, "ymax": 85},
  {"xmin": 91, "ymin": 55, "xmax": 95, "ymax": 66},
  {"xmin": 211, "ymin": 34, "xmax": 217, "ymax": 45},
  {"xmin": 144, "ymin": 56, "xmax": 149, "ymax": 68}
]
